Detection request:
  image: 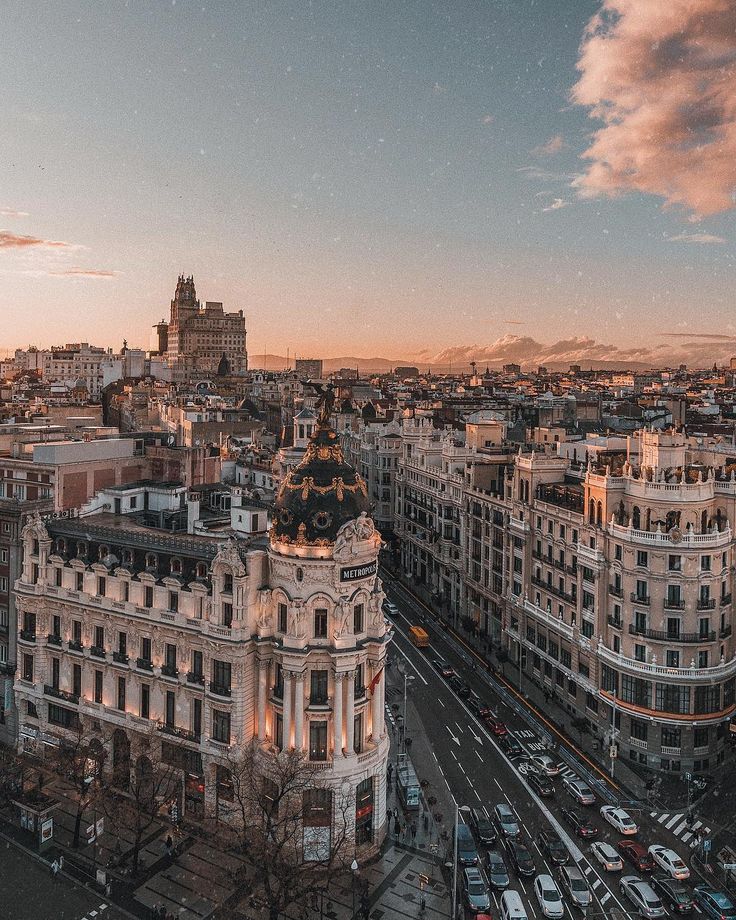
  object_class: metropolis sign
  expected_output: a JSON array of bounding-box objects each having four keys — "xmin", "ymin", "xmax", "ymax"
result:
[{"xmin": 340, "ymin": 560, "xmax": 378, "ymax": 582}]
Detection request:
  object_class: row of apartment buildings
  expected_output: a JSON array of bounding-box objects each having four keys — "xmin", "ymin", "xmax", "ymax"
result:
[{"xmin": 344, "ymin": 414, "xmax": 736, "ymax": 773}]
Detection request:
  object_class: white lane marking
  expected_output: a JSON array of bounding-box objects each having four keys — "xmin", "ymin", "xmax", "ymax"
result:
[
  {"xmin": 437, "ymin": 697, "xmax": 446, "ymax": 708},
  {"xmin": 393, "ymin": 642, "xmax": 429, "ymax": 684},
  {"xmin": 455, "ymin": 721, "xmax": 465, "ymax": 734},
  {"xmin": 446, "ymin": 725, "xmax": 460, "ymax": 746},
  {"xmin": 666, "ymin": 813, "xmax": 684, "ymax": 829},
  {"xmin": 494, "ymin": 777, "xmax": 502, "ymax": 790},
  {"xmin": 650, "ymin": 812, "xmax": 657, "ymax": 818},
  {"xmin": 475, "ymin": 749, "xmax": 483, "ymax": 761},
  {"xmin": 473, "ymin": 788, "xmax": 481, "ymax": 801}
]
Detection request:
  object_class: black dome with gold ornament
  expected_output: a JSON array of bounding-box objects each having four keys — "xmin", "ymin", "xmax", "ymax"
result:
[{"xmin": 272, "ymin": 417, "xmax": 369, "ymax": 547}]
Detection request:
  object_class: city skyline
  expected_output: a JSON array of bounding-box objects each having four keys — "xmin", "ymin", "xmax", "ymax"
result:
[{"xmin": 1, "ymin": 1, "xmax": 735, "ymax": 366}]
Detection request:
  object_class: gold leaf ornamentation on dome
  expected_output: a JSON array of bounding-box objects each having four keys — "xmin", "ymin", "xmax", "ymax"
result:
[{"xmin": 296, "ymin": 522, "xmax": 307, "ymax": 545}]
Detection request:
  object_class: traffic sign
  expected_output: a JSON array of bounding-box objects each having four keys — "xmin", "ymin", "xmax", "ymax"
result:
[
  {"xmin": 704, "ymin": 839, "xmax": 712, "ymax": 852},
  {"xmin": 685, "ymin": 772, "xmax": 692, "ymax": 781},
  {"xmin": 609, "ymin": 745, "xmax": 618, "ymax": 759},
  {"xmin": 722, "ymin": 864, "xmax": 736, "ymax": 871}
]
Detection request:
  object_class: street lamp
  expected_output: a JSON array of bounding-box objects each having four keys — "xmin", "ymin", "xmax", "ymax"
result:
[
  {"xmin": 449, "ymin": 804, "xmax": 471, "ymax": 920},
  {"xmin": 351, "ymin": 858, "xmax": 359, "ymax": 918},
  {"xmin": 403, "ymin": 672, "xmax": 415, "ymax": 754},
  {"xmin": 609, "ymin": 690, "xmax": 619, "ymax": 779}
]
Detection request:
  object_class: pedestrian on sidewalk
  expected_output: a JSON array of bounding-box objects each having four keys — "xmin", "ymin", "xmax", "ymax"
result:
[
  {"xmin": 387, "ymin": 762, "xmax": 393, "ymax": 784},
  {"xmin": 395, "ymin": 822, "xmax": 401, "ymax": 842},
  {"xmin": 165, "ymin": 834, "xmax": 174, "ymax": 859},
  {"xmin": 50, "ymin": 859, "xmax": 59, "ymax": 883},
  {"xmin": 410, "ymin": 821, "xmax": 417, "ymax": 842},
  {"xmin": 58, "ymin": 855, "xmax": 64, "ymax": 872}
]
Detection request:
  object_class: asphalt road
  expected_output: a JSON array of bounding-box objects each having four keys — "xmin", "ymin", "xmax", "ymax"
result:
[
  {"xmin": 0, "ymin": 835, "xmax": 127, "ymax": 920},
  {"xmin": 383, "ymin": 573, "xmax": 708, "ymax": 918}
]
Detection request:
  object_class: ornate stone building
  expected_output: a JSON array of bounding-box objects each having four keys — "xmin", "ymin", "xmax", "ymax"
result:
[
  {"xmin": 13, "ymin": 413, "xmax": 389, "ymax": 853},
  {"xmin": 163, "ymin": 275, "xmax": 248, "ymax": 381}
]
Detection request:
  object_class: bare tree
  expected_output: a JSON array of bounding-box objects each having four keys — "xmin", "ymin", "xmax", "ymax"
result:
[
  {"xmin": 218, "ymin": 741, "xmax": 353, "ymax": 920},
  {"xmin": 100, "ymin": 731, "xmax": 180, "ymax": 875},
  {"xmin": 45, "ymin": 719, "xmax": 106, "ymax": 849}
]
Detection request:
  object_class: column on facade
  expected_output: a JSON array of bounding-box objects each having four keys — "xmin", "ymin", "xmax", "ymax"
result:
[
  {"xmin": 333, "ymin": 671, "xmax": 344, "ymax": 754},
  {"xmin": 371, "ymin": 666, "xmax": 383, "ymax": 743},
  {"xmin": 293, "ymin": 671, "xmax": 305, "ymax": 752},
  {"xmin": 257, "ymin": 658, "xmax": 268, "ymax": 742},
  {"xmin": 345, "ymin": 669, "xmax": 356, "ymax": 754},
  {"xmin": 282, "ymin": 670, "xmax": 293, "ymax": 750}
]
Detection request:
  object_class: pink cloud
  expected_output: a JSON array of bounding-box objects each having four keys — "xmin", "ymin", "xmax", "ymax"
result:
[
  {"xmin": 0, "ymin": 208, "xmax": 29, "ymax": 218},
  {"xmin": 572, "ymin": 0, "xmax": 736, "ymax": 217},
  {"xmin": 48, "ymin": 268, "xmax": 120, "ymax": 278},
  {"xmin": 0, "ymin": 231, "xmax": 71, "ymax": 249},
  {"xmin": 533, "ymin": 134, "xmax": 565, "ymax": 156}
]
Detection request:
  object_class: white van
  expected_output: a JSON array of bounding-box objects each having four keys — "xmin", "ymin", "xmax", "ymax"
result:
[{"xmin": 500, "ymin": 890, "xmax": 528, "ymax": 920}]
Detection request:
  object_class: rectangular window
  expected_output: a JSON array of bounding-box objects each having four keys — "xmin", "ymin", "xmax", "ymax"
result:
[
  {"xmin": 693, "ymin": 726, "xmax": 709, "ymax": 747},
  {"xmin": 310, "ymin": 669, "xmax": 328, "ymax": 705},
  {"xmin": 353, "ymin": 604, "xmax": 364, "ymax": 633},
  {"xmin": 668, "ymin": 554, "xmax": 681, "ymax": 571},
  {"xmin": 22, "ymin": 653, "xmax": 33, "ymax": 683},
  {"xmin": 165, "ymin": 690, "xmax": 175, "ymax": 727},
  {"xmin": 144, "ymin": 585, "xmax": 154, "ymax": 608},
  {"xmin": 140, "ymin": 684, "xmax": 150, "ymax": 719},
  {"xmin": 661, "ymin": 725, "xmax": 681, "ymax": 748},
  {"xmin": 314, "ymin": 609, "xmax": 328, "ymax": 638},
  {"xmin": 630, "ymin": 718, "xmax": 648, "ymax": 741},
  {"xmin": 76, "ymin": 572, "xmax": 84, "ymax": 592},
  {"xmin": 309, "ymin": 721, "xmax": 328, "ymax": 761},
  {"xmin": 694, "ymin": 685, "xmax": 720, "ymax": 714},
  {"xmin": 191, "ymin": 649, "xmax": 203, "ymax": 678},
  {"xmin": 51, "ymin": 614, "xmax": 61, "ymax": 638},
  {"xmin": 122, "ymin": 580, "xmax": 129, "ymax": 602},
  {"xmin": 51, "ymin": 657, "xmax": 60, "ymax": 689},
  {"xmin": 222, "ymin": 602, "xmax": 233, "ymax": 627},
  {"xmin": 702, "ymin": 555, "xmax": 711, "ymax": 571},
  {"xmin": 94, "ymin": 670, "xmax": 103, "ymax": 704},
  {"xmin": 278, "ymin": 603, "xmax": 288, "ymax": 633},
  {"xmin": 698, "ymin": 650, "xmax": 709, "ymax": 669},
  {"xmin": 55, "ymin": 567, "xmax": 62, "ymax": 587},
  {"xmin": 637, "ymin": 550, "xmax": 648, "ymax": 567},
  {"xmin": 212, "ymin": 660, "xmax": 232, "ymax": 694},
  {"xmin": 353, "ymin": 712, "xmax": 363, "ymax": 753},
  {"xmin": 94, "ymin": 625, "xmax": 104, "ymax": 649},
  {"xmin": 666, "ymin": 650, "xmax": 680, "ymax": 669},
  {"xmin": 655, "ymin": 683, "xmax": 690, "ymax": 714},
  {"xmin": 72, "ymin": 664, "xmax": 81, "ymax": 697},
  {"xmin": 141, "ymin": 637, "xmax": 152, "ymax": 663},
  {"xmin": 212, "ymin": 709, "xmax": 231, "ymax": 744},
  {"xmin": 72, "ymin": 620, "xmax": 82, "ymax": 643},
  {"xmin": 169, "ymin": 591, "xmax": 178, "ymax": 613},
  {"xmin": 97, "ymin": 576, "xmax": 106, "ymax": 597},
  {"xmin": 165, "ymin": 643, "xmax": 177, "ymax": 672},
  {"xmin": 118, "ymin": 632, "xmax": 127, "ymax": 657},
  {"xmin": 117, "ymin": 676, "xmax": 126, "ymax": 711},
  {"xmin": 192, "ymin": 697, "xmax": 202, "ymax": 738}
]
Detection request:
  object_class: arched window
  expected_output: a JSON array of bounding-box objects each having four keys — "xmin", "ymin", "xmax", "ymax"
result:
[
  {"xmin": 589, "ymin": 499, "xmax": 595, "ymax": 524},
  {"xmin": 54, "ymin": 538, "xmax": 66, "ymax": 556},
  {"xmin": 98, "ymin": 545, "xmax": 109, "ymax": 562},
  {"xmin": 701, "ymin": 510, "xmax": 708, "ymax": 533},
  {"xmin": 170, "ymin": 557, "xmax": 182, "ymax": 575},
  {"xmin": 145, "ymin": 553, "xmax": 158, "ymax": 571},
  {"xmin": 76, "ymin": 541, "xmax": 87, "ymax": 559},
  {"xmin": 596, "ymin": 502, "xmax": 603, "ymax": 527},
  {"xmin": 196, "ymin": 562, "xmax": 208, "ymax": 580}
]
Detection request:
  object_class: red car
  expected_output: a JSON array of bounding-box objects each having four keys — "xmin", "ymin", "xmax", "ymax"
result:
[
  {"xmin": 484, "ymin": 715, "xmax": 508, "ymax": 736},
  {"xmin": 617, "ymin": 840, "xmax": 654, "ymax": 873}
]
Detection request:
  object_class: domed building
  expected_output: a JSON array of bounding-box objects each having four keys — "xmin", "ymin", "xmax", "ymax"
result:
[{"xmin": 260, "ymin": 404, "xmax": 390, "ymax": 852}]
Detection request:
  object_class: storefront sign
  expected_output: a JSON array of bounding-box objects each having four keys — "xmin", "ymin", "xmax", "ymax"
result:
[{"xmin": 340, "ymin": 560, "xmax": 377, "ymax": 582}]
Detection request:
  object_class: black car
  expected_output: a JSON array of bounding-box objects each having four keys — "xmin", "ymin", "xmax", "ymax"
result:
[
  {"xmin": 449, "ymin": 676, "xmax": 471, "ymax": 699},
  {"xmin": 467, "ymin": 691, "xmax": 492, "ymax": 718},
  {"xmin": 432, "ymin": 659, "xmax": 455, "ymax": 680},
  {"xmin": 469, "ymin": 807, "xmax": 497, "ymax": 846},
  {"xmin": 537, "ymin": 829, "xmax": 568, "ymax": 866},
  {"xmin": 561, "ymin": 807, "xmax": 598, "ymax": 839},
  {"xmin": 651, "ymin": 875, "xmax": 694, "ymax": 914},
  {"xmin": 528, "ymin": 771, "xmax": 554, "ymax": 797},
  {"xmin": 500, "ymin": 733, "xmax": 524, "ymax": 756},
  {"xmin": 504, "ymin": 837, "xmax": 536, "ymax": 878},
  {"xmin": 485, "ymin": 850, "xmax": 510, "ymax": 890}
]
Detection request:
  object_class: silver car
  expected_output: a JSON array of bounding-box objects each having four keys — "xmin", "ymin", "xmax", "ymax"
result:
[
  {"xmin": 562, "ymin": 775, "xmax": 596, "ymax": 805},
  {"xmin": 494, "ymin": 803, "xmax": 520, "ymax": 837},
  {"xmin": 558, "ymin": 865, "xmax": 591, "ymax": 912},
  {"xmin": 620, "ymin": 875, "xmax": 666, "ymax": 918},
  {"xmin": 463, "ymin": 866, "xmax": 491, "ymax": 912}
]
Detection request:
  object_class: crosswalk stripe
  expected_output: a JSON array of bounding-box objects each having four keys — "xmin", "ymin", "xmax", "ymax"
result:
[
  {"xmin": 682, "ymin": 832, "xmax": 693, "ymax": 843},
  {"xmin": 601, "ymin": 893, "xmax": 611, "ymax": 905},
  {"xmin": 665, "ymin": 814, "xmax": 684, "ymax": 829},
  {"xmin": 649, "ymin": 812, "xmax": 657, "ymax": 818},
  {"xmin": 592, "ymin": 879, "xmax": 601, "ymax": 890},
  {"xmin": 691, "ymin": 820, "xmax": 703, "ymax": 831},
  {"xmin": 673, "ymin": 820, "xmax": 688, "ymax": 836},
  {"xmin": 658, "ymin": 814, "xmax": 669, "ymax": 824}
]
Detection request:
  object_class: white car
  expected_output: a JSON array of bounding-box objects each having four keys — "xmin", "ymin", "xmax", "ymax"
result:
[
  {"xmin": 534, "ymin": 873, "xmax": 564, "ymax": 919},
  {"xmin": 648, "ymin": 844, "xmax": 690, "ymax": 880},
  {"xmin": 590, "ymin": 841, "xmax": 623, "ymax": 872},
  {"xmin": 600, "ymin": 805, "xmax": 638, "ymax": 835},
  {"xmin": 620, "ymin": 876, "xmax": 666, "ymax": 918},
  {"xmin": 562, "ymin": 775, "xmax": 596, "ymax": 805},
  {"xmin": 530, "ymin": 754, "xmax": 562, "ymax": 776}
]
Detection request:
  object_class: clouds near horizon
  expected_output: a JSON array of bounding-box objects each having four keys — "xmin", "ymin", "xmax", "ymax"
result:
[
  {"xmin": 572, "ymin": 0, "xmax": 736, "ymax": 217},
  {"xmin": 0, "ymin": 231, "xmax": 72, "ymax": 250}
]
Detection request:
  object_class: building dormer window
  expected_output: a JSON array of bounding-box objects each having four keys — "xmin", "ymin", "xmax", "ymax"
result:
[
  {"xmin": 76, "ymin": 542, "xmax": 87, "ymax": 559},
  {"xmin": 170, "ymin": 558, "xmax": 182, "ymax": 575},
  {"xmin": 145, "ymin": 553, "xmax": 158, "ymax": 572},
  {"xmin": 196, "ymin": 562, "xmax": 208, "ymax": 580},
  {"xmin": 54, "ymin": 538, "xmax": 66, "ymax": 556},
  {"xmin": 223, "ymin": 572, "xmax": 233, "ymax": 594},
  {"xmin": 98, "ymin": 545, "xmax": 109, "ymax": 562}
]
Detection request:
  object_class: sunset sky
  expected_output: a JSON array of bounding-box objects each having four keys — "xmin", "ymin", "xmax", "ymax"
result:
[{"xmin": 1, "ymin": 1, "xmax": 735, "ymax": 367}]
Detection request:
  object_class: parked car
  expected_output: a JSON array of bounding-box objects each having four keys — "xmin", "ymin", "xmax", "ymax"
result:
[
  {"xmin": 382, "ymin": 600, "xmax": 399, "ymax": 618},
  {"xmin": 648, "ymin": 845, "xmax": 690, "ymax": 880},
  {"xmin": 617, "ymin": 840, "xmax": 654, "ymax": 873},
  {"xmin": 529, "ymin": 754, "xmax": 562, "ymax": 776},
  {"xmin": 484, "ymin": 714, "xmax": 508, "ymax": 736},
  {"xmin": 455, "ymin": 823, "xmax": 479, "ymax": 867},
  {"xmin": 467, "ymin": 691, "xmax": 492, "ymax": 718},
  {"xmin": 561, "ymin": 807, "xmax": 598, "ymax": 839},
  {"xmin": 431, "ymin": 658, "xmax": 455, "ymax": 679},
  {"xmin": 620, "ymin": 876, "xmax": 666, "ymax": 918},
  {"xmin": 470, "ymin": 807, "xmax": 497, "ymax": 846},
  {"xmin": 463, "ymin": 866, "xmax": 491, "ymax": 913},
  {"xmin": 500, "ymin": 733, "xmax": 524, "ymax": 756},
  {"xmin": 527, "ymin": 771, "xmax": 554, "ymax": 797},
  {"xmin": 562, "ymin": 775, "xmax": 596, "ymax": 805},
  {"xmin": 494, "ymin": 803, "xmax": 520, "ymax": 837},
  {"xmin": 693, "ymin": 886, "xmax": 736, "ymax": 920},
  {"xmin": 600, "ymin": 805, "xmax": 638, "ymax": 835},
  {"xmin": 590, "ymin": 841, "xmax": 623, "ymax": 872},
  {"xmin": 449, "ymin": 675, "xmax": 471, "ymax": 699},
  {"xmin": 557, "ymin": 865, "xmax": 591, "ymax": 912},
  {"xmin": 534, "ymin": 873, "xmax": 564, "ymax": 919},
  {"xmin": 485, "ymin": 851, "xmax": 510, "ymax": 890},
  {"xmin": 537, "ymin": 829, "xmax": 568, "ymax": 866},
  {"xmin": 650, "ymin": 876, "xmax": 694, "ymax": 914},
  {"xmin": 504, "ymin": 837, "xmax": 536, "ymax": 878}
]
